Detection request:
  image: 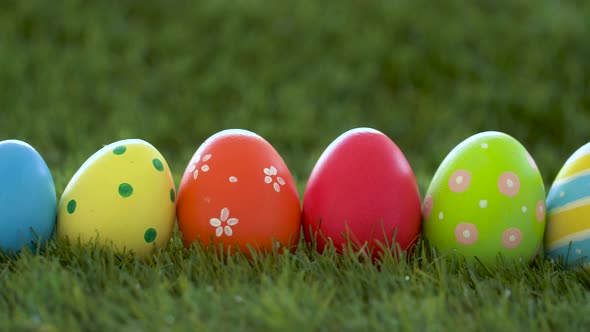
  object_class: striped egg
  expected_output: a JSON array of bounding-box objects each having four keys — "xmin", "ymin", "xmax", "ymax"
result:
[{"xmin": 546, "ymin": 142, "xmax": 590, "ymax": 269}]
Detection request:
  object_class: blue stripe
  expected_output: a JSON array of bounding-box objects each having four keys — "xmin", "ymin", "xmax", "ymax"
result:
[
  {"xmin": 547, "ymin": 172, "xmax": 590, "ymax": 210},
  {"xmin": 547, "ymin": 237, "xmax": 590, "ymax": 267}
]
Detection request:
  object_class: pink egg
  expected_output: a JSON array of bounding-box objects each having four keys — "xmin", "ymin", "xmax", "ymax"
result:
[{"xmin": 302, "ymin": 128, "xmax": 422, "ymax": 259}]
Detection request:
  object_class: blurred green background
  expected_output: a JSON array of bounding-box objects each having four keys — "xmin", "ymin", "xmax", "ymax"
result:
[{"xmin": 1, "ymin": 0, "xmax": 589, "ymax": 195}]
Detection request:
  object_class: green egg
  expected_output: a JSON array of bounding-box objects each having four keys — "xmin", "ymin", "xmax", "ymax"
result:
[{"xmin": 423, "ymin": 131, "xmax": 546, "ymax": 265}]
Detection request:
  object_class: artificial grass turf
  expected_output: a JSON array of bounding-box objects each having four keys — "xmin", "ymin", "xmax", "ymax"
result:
[
  {"xmin": 1, "ymin": 235, "xmax": 590, "ymax": 331},
  {"xmin": 2, "ymin": 0, "xmax": 590, "ymax": 330}
]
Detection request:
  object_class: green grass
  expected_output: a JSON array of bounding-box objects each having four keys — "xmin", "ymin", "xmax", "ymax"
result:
[
  {"xmin": 2, "ymin": 0, "xmax": 590, "ymax": 330},
  {"xmin": 2, "ymin": 239, "xmax": 590, "ymax": 331}
]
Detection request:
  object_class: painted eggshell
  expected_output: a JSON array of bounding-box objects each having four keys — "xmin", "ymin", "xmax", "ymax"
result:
[
  {"xmin": 302, "ymin": 128, "xmax": 422, "ymax": 258},
  {"xmin": 423, "ymin": 131, "xmax": 545, "ymax": 265},
  {"xmin": 545, "ymin": 142, "xmax": 590, "ymax": 269},
  {"xmin": 176, "ymin": 129, "xmax": 301, "ymax": 254},
  {"xmin": 0, "ymin": 140, "xmax": 56, "ymax": 253},
  {"xmin": 57, "ymin": 139, "xmax": 176, "ymax": 257}
]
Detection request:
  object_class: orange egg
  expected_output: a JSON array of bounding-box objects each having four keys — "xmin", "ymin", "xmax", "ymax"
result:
[{"xmin": 176, "ymin": 129, "xmax": 301, "ymax": 255}]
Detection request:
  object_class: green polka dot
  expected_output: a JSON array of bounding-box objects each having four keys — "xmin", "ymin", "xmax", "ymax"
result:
[
  {"xmin": 144, "ymin": 228, "xmax": 157, "ymax": 243},
  {"xmin": 170, "ymin": 189, "xmax": 175, "ymax": 203},
  {"xmin": 67, "ymin": 200, "xmax": 77, "ymax": 214},
  {"xmin": 118, "ymin": 183, "xmax": 133, "ymax": 198},
  {"xmin": 152, "ymin": 158, "xmax": 164, "ymax": 172},
  {"xmin": 113, "ymin": 146, "xmax": 127, "ymax": 155}
]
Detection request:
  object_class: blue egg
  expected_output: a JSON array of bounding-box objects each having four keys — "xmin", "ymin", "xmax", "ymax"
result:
[{"xmin": 0, "ymin": 140, "xmax": 57, "ymax": 253}]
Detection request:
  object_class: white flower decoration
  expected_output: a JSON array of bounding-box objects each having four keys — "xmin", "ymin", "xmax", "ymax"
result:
[
  {"xmin": 187, "ymin": 153, "xmax": 212, "ymax": 180},
  {"xmin": 209, "ymin": 207, "xmax": 239, "ymax": 237},
  {"xmin": 264, "ymin": 165, "xmax": 286, "ymax": 192}
]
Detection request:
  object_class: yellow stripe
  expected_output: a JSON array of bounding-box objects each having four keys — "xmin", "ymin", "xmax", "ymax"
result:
[
  {"xmin": 548, "ymin": 197, "xmax": 590, "ymax": 215},
  {"xmin": 546, "ymin": 229, "xmax": 590, "ymax": 251},
  {"xmin": 558, "ymin": 153, "xmax": 590, "ymax": 179},
  {"xmin": 546, "ymin": 205, "xmax": 590, "ymax": 243}
]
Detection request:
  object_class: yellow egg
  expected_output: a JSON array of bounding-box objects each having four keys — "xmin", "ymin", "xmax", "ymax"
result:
[{"xmin": 57, "ymin": 139, "xmax": 176, "ymax": 257}]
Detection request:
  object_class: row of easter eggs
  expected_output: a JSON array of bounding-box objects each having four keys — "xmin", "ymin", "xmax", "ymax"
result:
[{"xmin": 0, "ymin": 129, "xmax": 588, "ymax": 268}]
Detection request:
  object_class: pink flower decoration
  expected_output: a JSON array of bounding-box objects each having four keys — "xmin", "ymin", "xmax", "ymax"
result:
[
  {"xmin": 526, "ymin": 152, "xmax": 538, "ymax": 171},
  {"xmin": 498, "ymin": 172, "xmax": 520, "ymax": 197},
  {"xmin": 536, "ymin": 200, "xmax": 545, "ymax": 222},
  {"xmin": 454, "ymin": 223, "xmax": 479, "ymax": 246},
  {"xmin": 501, "ymin": 228, "xmax": 522, "ymax": 249},
  {"xmin": 448, "ymin": 170, "xmax": 472, "ymax": 193},
  {"xmin": 423, "ymin": 195, "xmax": 433, "ymax": 219}
]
